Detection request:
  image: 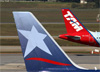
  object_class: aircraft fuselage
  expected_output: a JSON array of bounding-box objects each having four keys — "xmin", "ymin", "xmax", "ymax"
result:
[{"xmin": 59, "ymin": 31, "xmax": 100, "ymax": 47}]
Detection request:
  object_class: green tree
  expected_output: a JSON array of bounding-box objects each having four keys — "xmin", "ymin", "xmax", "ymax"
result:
[{"xmin": 94, "ymin": 0, "xmax": 99, "ymax": 8}]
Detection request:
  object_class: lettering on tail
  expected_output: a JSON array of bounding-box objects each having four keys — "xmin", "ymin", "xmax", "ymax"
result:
[{"xmin": 64, "ymin": 11, "xmax": 83, "ymax": 32}]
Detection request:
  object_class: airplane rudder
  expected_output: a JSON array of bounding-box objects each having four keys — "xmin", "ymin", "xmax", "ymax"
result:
[
  {"xmin": 62, "ymin": 9, "xmax": 77, "ymax": 33},
  {"xmin": 62, "ymin": 9, "xmax": 86, "ymax": 33}
]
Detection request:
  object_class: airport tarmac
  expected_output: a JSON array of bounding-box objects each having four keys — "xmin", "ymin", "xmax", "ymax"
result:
[
  {"xmin": 0, "ymin": 46, "xmax": 100, "ymax": 53},
  {"xmin": 0, "ymin": 46, "xmax": 100, "ymax": 72},
  {"xmin": 0, "ymin": 53, "xmax": 100, "ymax": 72}
]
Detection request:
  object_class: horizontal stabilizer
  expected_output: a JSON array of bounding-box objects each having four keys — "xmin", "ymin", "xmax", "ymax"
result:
[{"xmin": 66, "ymin": 35, "xmax": 80, "ymax": 40}]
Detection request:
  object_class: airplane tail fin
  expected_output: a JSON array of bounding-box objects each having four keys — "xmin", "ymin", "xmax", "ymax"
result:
[
  {"xmin": 62, "ymin": 9, "xmax": 88, "ymax": 33},
  {"xmin": 13, "ymin": 12, "xmax": 86, "ymax": 72}
]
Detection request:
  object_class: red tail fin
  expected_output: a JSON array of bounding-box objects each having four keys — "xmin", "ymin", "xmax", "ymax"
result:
[{"xmin": 62, "ymin": 9, "xmax": 87, "ymax": 33}]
